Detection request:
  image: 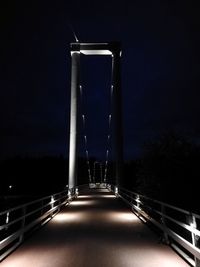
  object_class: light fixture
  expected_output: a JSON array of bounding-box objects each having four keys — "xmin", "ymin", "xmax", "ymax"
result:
[
  {"xmin": 115, "ymin": 186, "xmax": 118, "ymax": 195},
  {"xmin": 50, "ymin": 196, "xmax": 55, "ymax": 209},
  {"xmin": 75, "ymin": 188, "xmax": 79, "ymax": 196}
]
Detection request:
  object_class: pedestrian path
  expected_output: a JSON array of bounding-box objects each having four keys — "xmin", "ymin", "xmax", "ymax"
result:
[{"xmin": 1, "ymin": 189, "xmax": 189, "ymax": 267}]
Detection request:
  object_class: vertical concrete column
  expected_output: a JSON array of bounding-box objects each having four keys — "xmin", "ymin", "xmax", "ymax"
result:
[
  {"xmin": 68, "ymin": 48, "xmax": 80, "ymax": 195},
  {"xmin": 111, "ymin": 49, "xmax": 123, "ymax": 186}
]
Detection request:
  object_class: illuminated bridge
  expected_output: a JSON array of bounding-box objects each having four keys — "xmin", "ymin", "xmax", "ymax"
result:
[{"xmin": 1, "ymin": 43, "xmax": 199, "ymax": 266}]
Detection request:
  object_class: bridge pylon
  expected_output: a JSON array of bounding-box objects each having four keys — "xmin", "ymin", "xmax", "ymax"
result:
[{"xmin": 68, "ymin": 42, "xmax": 123, "ymax": 195}]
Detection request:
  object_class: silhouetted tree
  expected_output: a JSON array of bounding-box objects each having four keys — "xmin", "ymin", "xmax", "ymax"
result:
[{"xmin": 135, "ymin": 132, "xmax": 200, "ymax": 211}]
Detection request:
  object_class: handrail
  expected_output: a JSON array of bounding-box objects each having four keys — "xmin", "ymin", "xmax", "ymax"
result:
[
  {"xmin": 0, "ymin": 189, "xmax": 71, "ymax": 261},
  {"xmin": 110, "ymin": 185, "xmax": 200, "ymax": 267},
  {"xmin": 0, "ymin": 184, "xmax": 90, "ymax": 262},
  {"xmin": 2, "ymin": 183, "xmax": 199, "ymax": 266},
  {"xmin": 0, "ymin": 190, "xmax": 66, "ymax": 215}
]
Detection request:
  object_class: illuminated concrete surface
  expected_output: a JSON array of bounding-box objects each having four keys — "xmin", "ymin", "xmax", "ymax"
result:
[{"xmin": 1, "ymin": 189, "xmax": 189, "ymax": 267}]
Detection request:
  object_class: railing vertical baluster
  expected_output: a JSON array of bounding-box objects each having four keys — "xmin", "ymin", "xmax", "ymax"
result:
[
  {"xmin": 0, "ymin": 189, "xmax": 72, "ymax": 262},
  {"xmin": 19, "ymin": 206, "xmax": 26, "ymax": 243},
  {"xmin": 109, "ymin": 185, "xmax": 200, "ymax": 266},
  {"xmin": 161, "ymin": 204, "xmax": 169, "ymax": 244},
  {"xmin": 190, "ymin": 214, "xmax": 200, "ymax": 267}
]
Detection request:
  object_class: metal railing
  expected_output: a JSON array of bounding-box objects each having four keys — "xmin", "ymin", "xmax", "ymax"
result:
[
  {"xmin": 2, "ymin": 183, "xmax": 199, "ymax": 266},
  {"xmin": 111, "ymin": 185, "xmax": 200, "ymax": 267},
  {"xmin": 0, "ymin": 190, "xmax": 71, "ymax": 261}
]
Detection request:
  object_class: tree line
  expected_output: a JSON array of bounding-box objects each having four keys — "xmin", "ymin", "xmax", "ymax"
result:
[{"xmin": 1, "ymin": 132, "xmax": 199, "ymax": 212}]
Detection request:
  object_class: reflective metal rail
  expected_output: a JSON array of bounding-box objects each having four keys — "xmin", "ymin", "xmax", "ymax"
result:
[
  {"xmin": 2, "ymin": 184, "xmax": 200, "ymax": 266},
  {"xmin": 108, "ymin": 185, "xmax": 200, "ymax": 267},
  {"xmin": 0, "ymin": 190, "xmax": 71, "ymax": 261}
]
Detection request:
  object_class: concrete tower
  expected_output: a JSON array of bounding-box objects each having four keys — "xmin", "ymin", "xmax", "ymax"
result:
[{"xmin": 68, "ymin": 42, "xmax": 123, "ymax": 195}]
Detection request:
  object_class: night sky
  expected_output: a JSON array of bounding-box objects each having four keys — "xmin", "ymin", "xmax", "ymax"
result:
[{"xmin": 1, "ymin": 0, "xmax": 200, "ymax": 161}]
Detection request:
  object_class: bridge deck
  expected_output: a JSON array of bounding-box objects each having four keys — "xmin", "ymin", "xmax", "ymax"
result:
[{"xmin": 1, "ymin": 189, "xmax": 189, "ymax": 267}]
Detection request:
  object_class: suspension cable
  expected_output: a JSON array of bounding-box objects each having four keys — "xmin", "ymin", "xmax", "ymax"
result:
[
  {"xmin": 103, "ymin": 113, "xmax": 112, "ymax": 183},
  {"xmin": 79, "ymin": 85, "xmax": 92, "ymax": 183},
  {"xmin": 79, "ymin": 83, "xmax": 113, "ymax": 185}
]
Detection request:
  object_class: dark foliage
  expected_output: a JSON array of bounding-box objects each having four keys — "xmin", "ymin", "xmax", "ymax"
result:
[
  {"xmin": 0, "ymin": 156, "xmax": 69, "ymax": 196},
  {"xmin": 0, "ymin": 156, "xmax": 115, "ymax": 196},
  {"xmin": 135, "ymin": 132, "xmax": 200, "ymax": 212}
]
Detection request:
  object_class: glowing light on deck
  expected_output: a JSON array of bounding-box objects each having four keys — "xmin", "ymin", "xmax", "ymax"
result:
[
  {"xmin": 52, "ymin": 212, "xmax": 86, "ymax": 223},
  {"xmin": 70, "ymin": 200, "xmax": 94, "ymax": 206},
  {"xmin": 78, "ymin": 194, "xmax": 116, "ymax": 199},
  {"xmin": 99, "ymin": 194, "xmax": 116, "ymax": 198},
  {"xmin": 108, "ymin": 211, "xmax": 140, "ymax": 223},
  {"xmin": 77, "ymin": 195, "xmax": 92, "ymax": 199}
]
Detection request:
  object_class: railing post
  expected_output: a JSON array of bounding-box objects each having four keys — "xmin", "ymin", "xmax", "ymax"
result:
[
  {"xmin": 68, "ymin": 188, "xmax": 74, "ymax": 202},
  {"xmin": 5, "ymin": 211, "xmax": 10, "ymax": 230},
  {"xmin": 114, "ymin": 186, "xmax": 119, "ymax": 197},
  {"xmin": 51, "ymin": 196, "xmax": 54, "ymax": 209},
  {"xmin": 75, "ymin": 187, "xmax": 79, "ymax": 197},
  {"xmin": 161, "ymin": 204, "xmax": 169, "ymax": 244},
  {"xmin": 50, "ymin": 195, "xmax": 56, "ymax": 218},
  {"xmin": 19, "ymin": 206, "xmax": 26, "ymax": 243},
  {"xmin": 190, "ymin": 214, "xmax": 200, "ymax": 267},
  {"xmin": 136, "ymin": 194, "xmax": 140, "ymax": 209}
]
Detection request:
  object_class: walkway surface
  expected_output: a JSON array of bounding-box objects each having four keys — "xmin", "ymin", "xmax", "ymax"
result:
[{"xmin": 1, "ymin": 189, "xmax": 189, "ymax": 267}]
